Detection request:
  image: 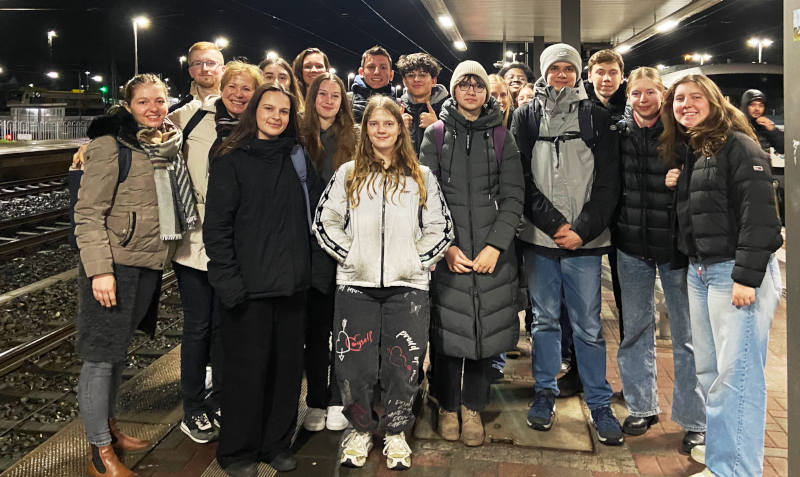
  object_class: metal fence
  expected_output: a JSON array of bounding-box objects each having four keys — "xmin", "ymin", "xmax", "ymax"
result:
[{"xmin": 0, "ymin": 119, "xmax": 91, "ymax": 141}]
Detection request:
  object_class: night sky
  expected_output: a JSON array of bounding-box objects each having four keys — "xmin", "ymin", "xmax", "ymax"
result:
[{"xmin": 0, "ymin": 0, "xmax": 783, "ymax": 99}]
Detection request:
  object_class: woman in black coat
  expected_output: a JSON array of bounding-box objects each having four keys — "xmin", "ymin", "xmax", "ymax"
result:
[{"xmin": 204, "ymin": 83, "xmax": 322, "ymax": 476}]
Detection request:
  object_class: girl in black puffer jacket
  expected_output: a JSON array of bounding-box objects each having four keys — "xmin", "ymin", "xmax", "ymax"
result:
[
  {"xmin": 660, "ymin": 74, "xmax": 782, "ymax": 477},
  {"xmin": 612, "ymin": 68, "xmax": 706, "ymax": 451}
]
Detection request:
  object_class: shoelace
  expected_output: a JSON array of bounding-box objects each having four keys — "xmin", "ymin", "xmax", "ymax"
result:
[
  {"xmin": 194, "ymin": 414, "xmax": 211, "ymax": 429},
  {"xmin": 383, "ymin": 434, "xmax": 410, "ymax": 456},
  {"xmin": 343, "ymin": 430, "xmax": 371, "ymax": 452},
  {"xmin": 532, "ymin": 392, "xmax": 554, "ymax": 412},
  {"xmin": 592, "ymin": 407, "xmax": 618, "ymax": 428}
]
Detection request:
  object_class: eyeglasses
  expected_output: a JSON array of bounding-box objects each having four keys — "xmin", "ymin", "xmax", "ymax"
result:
[
  {"xmin": 456, "ymin": 82, "xmax": 486, "ymax": 93},
  {"xmin": 190, "ymin": 60, "xmax": 220, "ymax": 69},
  {"xmin": 404, "ymin": 72, "xmax": 431, "ymax": 80}
]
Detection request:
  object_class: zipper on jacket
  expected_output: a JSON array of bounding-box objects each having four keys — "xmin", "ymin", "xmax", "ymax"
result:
[
  {"xmin": 380, "ymin": 178, "xmax": 387, "ymax": 287},
  {"xmin": 465, "ymin": 128, "xmax": 482, "ymax": 358},
  {"xmin": 631, "ymin": 130, "xmax": 650, "ymax": 258}
]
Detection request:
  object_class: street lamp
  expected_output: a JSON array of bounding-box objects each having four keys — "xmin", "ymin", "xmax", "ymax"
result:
[
  {"xmin": 747, "ymin": 37, "xmax": 773, "ymax": 64},
  {"xmin": 329, "ymin": 67, "xmax": 337, "ymax": 75},
  {"xmin": 47, "ymin": 30, "xmax": 57, "ymax": 62},
  {"xmin": 266, "ymin": 50, "xmax": 278, "ymax": 60},
  {"xmin": 687, "ymin": 52, "xmax": 712, "ymax": 65},
  {"xmin": 0, "ymin": 66, "xmax": 4, "ymax": 75},
  {"xmin": 132, "ymin": 16, "xmax": 150, "ymax": 75},
  {"xmin": 215, "ymin": 37, "xmax": 229, "ymax": 49},
  {"xmin": 91, "ymin": 75, "xmax": 103, "ymax": 82},
  {"xmin": 46, "ymin": 71, "xmax": 59, "ymax": 79},
  {"xmin": 178, "ymin": 55, "xmax": 187, "ymax": 67}
]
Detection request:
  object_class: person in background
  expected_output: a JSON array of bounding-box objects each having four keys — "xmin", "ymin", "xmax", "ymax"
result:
[
  {"xmin": 75, "ymin": 74, "xmax": 196, "ymax": 477},
  {"xmin": 499, "ymin": 62, "xmax": 535, "ymax": 108},
  {"xmin": 297, "ymin": 72, "xmax": 358, "ymax": 433},
  {"xmin": 613, "ymin": 67, "xmax": 706, "ymax": 453},
  {"xmin": 351, "ymin": 45, "xmax": 395, "ymax": 123},
  {"xmin": 740, "ymin": 89, "xmax": 784, "ymax": 154},
  {"xmin": 204, "ymin": 83, "xmax": 322, "ymax": 476},
  {"xmin": 420, "ymin": 61, "xmax": 524, "ymax": 448},
  {"xmin": 516, "ymin": 83, "xmax": 535, "ymax": 108},
  {"xmin": 488, "ymin": 74, "xmax": 512, "ymax": 128},
  {"xmin": 171, "ymin": 41, "xmax": 225, "ymax": 112},
  {"xmin": 314, "ymin": 95, "xmax": 453, "ymax": 470},
  {"xmin": 511, "ymin": 43, "xmax": 622, "ymax": 445},
  {"xmin": 292, "ymin": 47, "xmax": 330, "ymax": 100},
  {"xmin": 662, "ymin": 74, "xmax": 783, "ymax": 477},
  {"xmin": 396, "ymin": 52, "xmax": 448, "ymax": 155},
  {"xmin": 259, "ymin": 56, "xmax": 304, "ymax": 109}
]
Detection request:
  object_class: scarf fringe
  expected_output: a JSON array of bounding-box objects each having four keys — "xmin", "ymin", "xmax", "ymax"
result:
[{"xmin": 161, "ymin": 233, "xmax": 184, "ymax": 241}]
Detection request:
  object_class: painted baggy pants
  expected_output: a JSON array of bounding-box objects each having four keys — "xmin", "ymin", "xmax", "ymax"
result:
[{"xmin": 333, "ymin": 285, "xmax": 429, "ymax": 434}]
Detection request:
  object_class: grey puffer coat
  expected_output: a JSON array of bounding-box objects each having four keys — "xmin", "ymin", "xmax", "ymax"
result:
[{"xmin": 420, "ymin": 97, "xmax": 524, "ymax": 360}]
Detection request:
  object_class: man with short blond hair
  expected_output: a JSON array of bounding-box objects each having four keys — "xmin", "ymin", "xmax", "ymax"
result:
[
  {"xmin": 351, "ymin": 45, "xmax": 395, "ymax": 122},
  {"xmin": 171, "ymin": 41, "xmax": 225, "ymax": 112}
]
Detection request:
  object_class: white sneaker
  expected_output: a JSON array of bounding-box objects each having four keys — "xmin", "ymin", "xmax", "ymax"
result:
[
  {"xmin": 689, "ymin": 468, "xmax": 715, "ymax": 477},
  {"xmin": 383, "ymin": 432, "xmax": 412, "ymax": 470},
  {"xmin": 303, "ymin": 407, "xmax": 326, "ymax": 432},
  {"xmin": 340, "ymin": 429, "xmax": 373, "ymax": 468},
  {"xmin": 690, "ymin": 444, "xmax": 706, "ymax": 465},
  {"xmin": 326, "ymin": 405, "xmax": 349, "ymax": 431}
]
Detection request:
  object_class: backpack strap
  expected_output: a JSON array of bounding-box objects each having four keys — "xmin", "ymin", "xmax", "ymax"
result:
[
  {"xmin": 493, "ymin": 126, "xmax": 507, "ymax": 167},
  {"xmin": 433, "ymin": 119, "xmax": 445, "ymax": 162},
  {"xmin": 182, "ymin": 109, "xmax": 210, "ymax": 144},
  {"xmin": 116, "ymin": 141, "xmax": 131, "ymax": 183},
  {"xmin": 289, "ymin": 144, "xmax": 313, "ymax": 232},
  {"xmin": 578, "ymin": 99, "xmax": 598, "ymax": 150}
]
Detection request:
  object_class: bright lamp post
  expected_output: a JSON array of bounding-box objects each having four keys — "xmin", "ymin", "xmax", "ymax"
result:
[
  {"xmin": 747, "ymin": 37, "xmax": 773, "ymax": 64},
  {"xmin": 132, "ymin": 16, "xmax": 150, "ymax": 75}
]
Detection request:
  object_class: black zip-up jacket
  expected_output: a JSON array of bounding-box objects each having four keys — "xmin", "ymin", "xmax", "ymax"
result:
[
  {"xmin": 674, "ymin": 131, "xmax": 782, "ymax": 287},
  {"xmin": 585, "ymin": 79, "xmax": 628, "ymax": 122},
  {"xmin": 613, "ymin": 115, "xmax": 678, "ymax": 264},
  {"xmin": 351, "ymin": 75, "xmax": 394, "ymax": 123},
  {"xmin": 740, "ymin": 89, "xmax": 784, "ymax": 154},
  {"xmin": 204, "ymin": 137, "xmax": 323, "ymax": 308}
]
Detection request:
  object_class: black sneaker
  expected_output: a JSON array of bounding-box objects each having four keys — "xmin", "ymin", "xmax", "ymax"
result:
[
  {"xmin": 526, "ymin": 389, "xmax": 556, "ymax": 431},
  {"xmin": 590, "ymin": 406, "xmax": 624, "ymax": 446},
  {"xmin": 488, "ymin": 366, "xmax": 504, "ymax": 383},
  {"xmin": 269, "ymin": 450, "xmax": 297, "ymax": 472},
  {"xmin": 180, "ymin": 412, "xmax": 219, "ymax": 443}
]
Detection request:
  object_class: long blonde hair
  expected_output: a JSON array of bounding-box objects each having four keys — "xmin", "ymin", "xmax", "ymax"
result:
[
  {"xmin": 346, "ymin": 96, "xmax": 427, "ymax": 207},
  {"xmin": 659, "ymin": 74, "xmax": 757, "ymax": 167},
  {"xmin": 488, "ymin": 74, "xmax": 511, "ymax": 126}
]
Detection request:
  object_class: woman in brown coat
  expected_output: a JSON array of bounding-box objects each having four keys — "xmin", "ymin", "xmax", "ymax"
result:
[{"xmin": 74, "ymin": 74, "xmax": 196, "ymax": 477}]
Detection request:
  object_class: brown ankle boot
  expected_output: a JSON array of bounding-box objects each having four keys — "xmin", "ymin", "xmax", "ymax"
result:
[
  {"xmin": 460, "ymin": 405, "xmax": 484, "ymax": 446},
  {"xmin": 88, "ymin": 444, "xmax": 138, "ymax": 477},
  {"xmin": 109, "ymin": 418, "xmax": 150, "ymax": 452},
  {"xmin": 437, "ymin": 407, "xmax": 459, "ymax": 441}
]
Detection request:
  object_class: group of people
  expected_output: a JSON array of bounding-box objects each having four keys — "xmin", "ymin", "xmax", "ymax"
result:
[{"xmin": 69, "ymin": 38, "xmax": 783, "ymax": 477}]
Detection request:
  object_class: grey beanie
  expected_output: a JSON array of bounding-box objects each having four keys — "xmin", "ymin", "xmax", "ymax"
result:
[
  {"xmin": 450, "ymin": 60, "xmax": 491, "ymax": 103},
  {"xmin": 539, "ymin": 43, "xmax": 582, "ymax": 80}
]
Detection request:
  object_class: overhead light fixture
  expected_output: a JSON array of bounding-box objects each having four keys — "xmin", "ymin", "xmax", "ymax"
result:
[
  {"xmin": 655, "ymin": 20, "xmax": 679, "ymax": 33},
  {"xmin": 615, "ymin": 44, "xmax": 631, "ymax": 54},
  {"xmin": 438, "ymin": 15, "xmax": 454, "ymax": 28},
  {"xmin": 132, "ymin": 16, "xmax": 150, "ymax": 28},
  {"xmin": 656, "ymin": 64, "xmax": 666, "ymax": 70},
  {"xmin": 506, "ymin": 50, "xmax": 514, "ymax": 58},
  {"xmin": 453, "ymin": 40, "xmax": 466, "ymax": 51}
]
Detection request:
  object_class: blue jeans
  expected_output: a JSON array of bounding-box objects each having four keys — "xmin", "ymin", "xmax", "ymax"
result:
[
  {"xmin": 524, "ymin": 247, "xmax": 612, "ymax": 410},
  {"xmin": 688, "ymin": 256, "xmax": 781, "ymax": 477},
  {"xmin": 77, "ymin": 361, "xmax": 125, "ymax": 446},
  {"xmin": 616, "ymin": 251, "xmax": 705, "ymax": 431}
]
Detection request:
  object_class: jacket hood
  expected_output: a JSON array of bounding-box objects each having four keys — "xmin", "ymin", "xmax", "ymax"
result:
[
  {"xmin": 351, "ymin": 75, "xmax": 393, "ymax": 96},
  {"xmin": 534, "ymin": 77, "xmax": 589, "ymax": 107},
  {"xmin": 400, "ymin": 83, "xmax": 449, "ymax": 109},
  {"xmin": 87, "ymin": 107, "xmax": 141, "ymax": 146},
  {"xmin": 438, "ymin": 96, "xmax": 502, "ymax": 130},
  {"xmin": 740, "ymin": 89, "xmax": 767, "ymax": 114},
  {"xmin": 584, "ymin": 79, "xmax": 627, "ymax": 117}
]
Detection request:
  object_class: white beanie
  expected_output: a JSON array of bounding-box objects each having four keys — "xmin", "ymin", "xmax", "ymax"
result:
[
  {"xmin": 539, "ymin": 43, "xmax": 582, "ymax": 80},
  {"xmin": 450, "ymin": 60, "xmax": 491, "ymax": 103}
]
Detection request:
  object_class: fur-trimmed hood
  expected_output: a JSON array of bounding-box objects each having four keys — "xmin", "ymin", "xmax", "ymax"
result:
[{"xmin": 86, "ymin": 107, "xmax": 141, "ymax": 146}]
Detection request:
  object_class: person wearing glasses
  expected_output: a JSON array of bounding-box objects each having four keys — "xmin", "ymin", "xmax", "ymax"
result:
[
  {"xmin": 420, "ymin": 60, "xmax": 524, "ymax": 447},
  {"xmin": 351, "ymin": 45, "xmax": 395, "ymax": 123},
  {"xmin": 396, "ymin": 53, "xmax": 448, "ymax": 155},
  {"xmin": 170, "ymin": 41, "xmax": 225, "ymax": 112}
]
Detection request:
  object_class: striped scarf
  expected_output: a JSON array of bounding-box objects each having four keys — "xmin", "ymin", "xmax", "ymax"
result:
[{"xmin": 134, "ymin": 121, "xmax": 198, "ymax": 241}]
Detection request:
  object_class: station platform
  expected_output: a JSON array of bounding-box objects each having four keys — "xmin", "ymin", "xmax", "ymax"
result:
[
  {"xmin": 0, "ymin": 272, "xmax": 788, "ymax": 477},
  {"xmin": 0, "ymin": 140, "xmax": 86, "ymax": 157}
]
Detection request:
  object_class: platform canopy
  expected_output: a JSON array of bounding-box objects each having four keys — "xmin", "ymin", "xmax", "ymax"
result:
[{"xmin": 421, "ymin": 0, "xmax": 721, "ymax": 49}]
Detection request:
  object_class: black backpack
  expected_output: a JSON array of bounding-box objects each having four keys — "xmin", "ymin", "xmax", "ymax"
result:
[{"xmin": 526, "ymin": 98, "xmax": 603, "ymax": 152}]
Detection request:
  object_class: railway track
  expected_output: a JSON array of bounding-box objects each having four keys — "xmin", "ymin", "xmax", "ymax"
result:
[
  {"xmin": 0, "ymin": 175, "xmax": 66, "ymax": 201},
  {"xmin": 0, "ymin": 208, "xmax": 71, "ymax": 256}
]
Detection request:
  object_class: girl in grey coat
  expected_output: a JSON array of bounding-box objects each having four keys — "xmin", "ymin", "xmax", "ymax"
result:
[{"xmin": 419, "ymin": 61, "xmax": 524, "ymax": 447}]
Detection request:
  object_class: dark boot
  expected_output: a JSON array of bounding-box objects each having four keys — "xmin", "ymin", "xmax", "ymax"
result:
[
  {"xmin": 109, "ymin": 418, "xmax": 150, "ymax": 452},
  {"xmin": 622, "ymin": 414, "xmax": 659, "ymax": 435},
  {"xmin": 556, "ymin": 365, "xmax": 582, "ymax": 398},
  {"xmin": 681, "ymin": 431, "xmax": 705, "ymax": 454},
  {"xmin": 87, "ymin": 444, "xmax": 138, "ymax": 477}
]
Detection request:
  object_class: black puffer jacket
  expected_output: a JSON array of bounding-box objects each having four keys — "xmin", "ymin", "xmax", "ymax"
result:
[
  {"xmin": 351, "ymin": 75, "xmax": 394, "ymax": 123},
  {"xmin": 585, "ymin": 79, "xmax": 628, "ymax": 122},
  {"xmin": 204, "ymin": 137, "xmax": 323, "ymax": 308},
  {"xmin": 674, "ymin": 131, "xmax": 782, "ymax": 287},
  {"xmin": 419, "ymin": 97, "xmax": 524, "ymax": 360},
  {"xmin": 740, "ymin": 89, "xmax": 784, "ymax": 154},
  {"xmin": 613, "ymin": 115, "xmax": 677, "ymax": 264}
]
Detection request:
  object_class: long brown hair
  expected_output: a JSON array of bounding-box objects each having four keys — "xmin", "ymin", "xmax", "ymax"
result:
[
  {"xmin": 346, "ymin": 96, "xmax": 426, "ymax": 207},
  {"xmin": 258, "ymin": 57, "xmax": 304, "ymax": 111},
  {"xmin": 292, "ymin": 48, "xmax": 330, "ymax": 97},
  {"xmin": 214, "ymin": 83, "xmax": 299, "ymax": 158},
  {"xmin": 659, "ymin": 74, "xmax": 757, "ymax": 167},
  {"xmin": 298, "ymin": 73, "xmax": 357, "ymax": 172}
]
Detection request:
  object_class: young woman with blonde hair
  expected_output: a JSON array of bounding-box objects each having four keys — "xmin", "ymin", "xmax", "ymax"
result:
[{"xmin": 314, "ymin": 95, "xmax": 453, "ymax": 471}]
